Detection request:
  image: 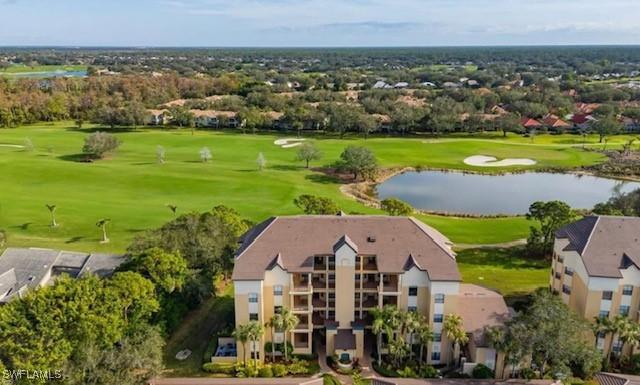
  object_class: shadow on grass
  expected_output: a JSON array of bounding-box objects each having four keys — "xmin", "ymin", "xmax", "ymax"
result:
[
  {"xmin": 456, "ymin": 246, "xmax": 548, "ymax": 270},
  {"xmin": 13, "ymin": 222, "xmax": 32, "ymax": 230},
  {"xmin": 305, "ymin": 173, "xmax": 340, "ymax": 184},
  {"xmin": 65, "ymin": 236, "xmax": 84, "ymax": 244},
  {"xmin": 58, "ymin": 153, "xmax": 93, "ymax": 163},
  {"xmin": 271, "ymin": 164, "xmax": 301, "ymax": 172}
]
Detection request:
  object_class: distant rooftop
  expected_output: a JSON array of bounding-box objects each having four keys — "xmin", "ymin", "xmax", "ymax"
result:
[{"xmin": 0, "ymin": 247, "xmax": 124, "ymax": 303}]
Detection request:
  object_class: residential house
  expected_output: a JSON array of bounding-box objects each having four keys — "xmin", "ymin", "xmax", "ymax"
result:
[
  {"xmin": 192, "ymin": 110, "xmax": 241, "ymax": 128},
  {"xmin": 372, "ymin": 81, "xmax": 392, "ymax": 89},
  {"xmin": 146, "ymin": 109, "xmax": 170, "ymax": 126},
  {"xmin": 393, "ymin": 82, "xmax": 409, "ymax": 89},
  {"xmin": 575, "ymin": 103, "xmax": 601, "ymax": 115},
  {"xmin": 542, "ymin": 114, "xmax": 571, "ymax": 132},
  {"xmin": 620, "ymin": 116, "xmax": 640, "ymax": 133},
  {"xmin": 569, "ymin": 113, "xmax": 597, "ymax": 131},
  {"xmin": 232, "ymin": 214, "xmax": 510, "ymax": 374},
  {"xmin": 521, "ymin": 117, "xmax": 543, "ymax": 130},
  {"xmin": 490, "ymin": 105, "xmax": 508, "ymax": 115},
  {"xmin": 551, "ymin": 216, "xmax": 640, "ymax": 357},
  {"xmin": 371, "ymin": 114, "xmax": 392, "ymax": 132},
  {"xmin": 0, "ymin": 248, "xmax": 124, "ymax": 303}
]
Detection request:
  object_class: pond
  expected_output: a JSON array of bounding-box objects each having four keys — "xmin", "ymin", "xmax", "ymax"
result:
[{"xmin": 377, "ymin": 170, "xmax": 640, "ymax": 215}]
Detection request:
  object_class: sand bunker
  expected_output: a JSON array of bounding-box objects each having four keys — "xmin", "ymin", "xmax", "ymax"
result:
[
  {"xmin": 274, "ymin": 138, "xmax": 306, "ymax": 148},
  {"xmin": 0, "ymin": 144, "xmax": 24, "ymax": 148},
  {"xmin": 464, "ymin": 155, "xmax": 537, "ymax": 167}
]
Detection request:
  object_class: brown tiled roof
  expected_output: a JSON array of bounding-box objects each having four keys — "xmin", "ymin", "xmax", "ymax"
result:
[
  {"xmin": 232, "ymin": 215, "xmax": 460, "ymax": 281},
  {"xmin": 457, "ymin": 284, "xmax": 511, "ymax": 346},
  {"xmin": 335, "ymin": 329, "xmax": 356, "ymax": 350},
  {"xmin": 191, "ymin": 110, "xmax": 237, "ymax": 118},
  {"xmin": 556, "ymin": 216, "xmax": 640, "ymax": 278}
]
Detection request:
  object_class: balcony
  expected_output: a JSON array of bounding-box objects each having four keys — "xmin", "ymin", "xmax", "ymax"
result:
[
  {"xmin": 312, "ymin": 277, "xmax": 326, "ymax": 290},
  {"xmin": 314, "ymin": 257, "xmax": 327, "ymax": 271},
  {"xmin": 380, "ymin": 274, "xmax": 400, "ymax": 293},
  {"xmin": 313, "ymin": 297, "xmax": 327, "ymax": 308},
  {"xmin": 293, "ymin": 297, "xmax": 311, "ymax": 313},
  {"xmin": 291, "ymin": 274, "xmax": 312, "ymax": 294}
]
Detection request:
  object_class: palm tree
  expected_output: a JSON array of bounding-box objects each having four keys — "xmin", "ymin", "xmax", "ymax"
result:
[
  {"xmin": 371, "ymin": 308, "xmax": 386, "ymax": 366},
  {"xmin": 618, "ymin": 320, "xmax": 640, "ymax": 356},
  {"xmin": 46, "ymin": 204, "xmax": 58, "ymax": 227},
  {"xmin": 266, "ymin": 313, "xmax": 284, "ymax": 362},
  {"xmin": 233, "ymin": 324, "xmax": 251, "ymax": 367},
  {"xmin": 96, "ymin": 218, "xmax": 111, "ymax": 243},
  {"xmin": 403, "ymin": 311, "xmax": 421, "ymax": 359},
  {"xmin": 280, "ymin": 308, "xmax": 299, "ymax": 362},
  {"xmin": 416, "ymin": 322, "xmax": 434, "ymax": 366},
  {"xmin": 593, "ymin": 316, "xmax": 613, "ymax": 350},
  {"xmin": 443, "ymin": 314, "xmax": 469, "ymax": 368},
  {"xmin": 247, "ymin": 321, "xmax": 264, "ymax": 371}
]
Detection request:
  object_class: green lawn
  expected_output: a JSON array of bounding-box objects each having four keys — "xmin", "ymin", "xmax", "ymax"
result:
[
  {"xmin": 456, "ymin": 247, "xmax": 550, "ymax": 297},
  {"xmin": 0, "ymin": 64, "xmax": 87, "ymax": 76},
  {"xmin": 0, "ymin": 122, "xmax": 609, "ymax": 252},
  {"xmin": 163, "ymin": 284, "xmax": 235, "ymax": 377}
]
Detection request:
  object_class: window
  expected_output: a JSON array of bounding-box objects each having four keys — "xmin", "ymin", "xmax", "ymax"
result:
[
  {"xmin": 613, "ymin": 340, "xmax": 623, "ymax": 354},
  {"xmin": 328, "ymin": 310, "xmax": 335, "ymax": 319},
  {"xmin": 598, "ymin": 310, "xmax": 610, "ymax": 319},
  {"xmin": 564, "ymin": 267, "xmax": 574, "ymax": 276},
  {"xmin": 433, "ymin": 314, "xmax": 443, "ymax": 323},
  {"xmin": 562, "ymin": 284, "xmax": 571, "ymax": 295},
  {"xmin": 602, "ymin": 291, "xmax": 613, "ymax": 300},
  {"xmin": 408, "ymin": 306, "xmax": 417, "ymax": 312},
  {"xmin": 435, "ymin": 294, "xmax": 445, "ymax": 304},
  {"xmin": 355, "ymin": 274, "xmax": 361, "ymax": 281},
  {"xmin": 557, "ymin": 256, "xmax": 564, "ymax": 263},
  {"xmin": 431, "ymin": 352, "xmax": 441, "ymax": 361},
  {"xmin": 597, "ymin": 331, "xmax": 606, "ymax": 339},
  {"xmin": 623, "ymin": 285, "xmax": 634, "ymax": 296},
  {"xmin": 249, "ymin": 313, "xmax": 259, "ymax": 321},
  {"xmin": 273, "ymin": 285, "xmax": 283, "ymax": 296},
  {"xmin": 619, "ymin": 305, "xmax": 630, "ymax": 316},
  {"xmin": 554, "ymin": 272, "xmax": 561, "ymax": 279},
  {"xmin": 328, "ymin": 292, "xmax": 335, "ymax": 300},
  {"xmin": 248, "ymin": 293, "xmax": 258, "ymax": 303},
  {"xmin": 433, "ymin": 333, "xmax": 442, "ymax": 342},
  {"xmin": 408, "ymin": 287, "xmax": 418, "ymax": 296}
]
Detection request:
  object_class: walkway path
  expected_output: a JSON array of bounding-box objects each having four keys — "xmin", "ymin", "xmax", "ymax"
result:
[{"xmin": 454, "ymin": 239, "xmax": 526, "ymax": 250}]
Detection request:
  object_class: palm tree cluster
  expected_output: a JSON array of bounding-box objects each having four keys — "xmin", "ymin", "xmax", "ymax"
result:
[
  {"xmin": 593, "ymin": 315, "xmax": 640, "ymax": 369},
  {"xmin": 370, "ymin": 306, "xmax": 434, "ymax": 368},
  {"xmin": 265, "ymin": 308, "xmax": 299, "ymax": 362},
  {"xmin": 233, "ymin": 321, "xmax": 264, "ymax": 371}
]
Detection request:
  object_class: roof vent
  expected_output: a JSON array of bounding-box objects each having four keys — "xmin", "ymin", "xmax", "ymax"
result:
[{"xmin": 367, "ymin": 236, "xmax": 376, "ymax": 243}]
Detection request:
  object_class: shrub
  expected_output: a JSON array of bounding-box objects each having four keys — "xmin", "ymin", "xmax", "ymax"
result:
[
  {"xmin": 472, "ymin": 364, "xmax": 494, "ymax": 379},
  {"xmin": 82, "ymin": 131, "xmax": 120, "ymax": 159},
  {"xmin": 420, "ymin": 365, "xmax": 438, "ymax": 378},
  {"xmin": 202, "ymin": 362, "xmax": 235, "ymax": 375},
  {"xmin": 323, "ymin": 374, "xmax": 341, "ymax": 385},
  {"xmin": 397, "ymin": 366, "xmax": 419, "ymax": 378},
  {"xmin": 520, "ymin": 368, "xmax": 536, "ymax": 380},
  {"xmin": 372, "ymin": 362, "xmax": 399, "ymax": 377},
  {"xmin": 258, "ymin": 366, "xmax": 274, "ymax": 378},
  {"xmin": 287, "ymin": 361, "xmax": 309, "ymax": 375},
  {"xmin": 621, "ymin": 354, "xmax": 640, "ymax": 375},
  {"xmin": 272, "ymin": 364, "xmax": 288, "ymax": 377}
]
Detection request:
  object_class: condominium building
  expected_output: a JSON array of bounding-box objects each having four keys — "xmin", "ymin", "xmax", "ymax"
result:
[
  {"xmin": 551, "ymin": 216, "xmax": 640, "ymax": 355},
  {"xmin": 232, "ymin": 214, "xmax": 509, "ymax": 372}
]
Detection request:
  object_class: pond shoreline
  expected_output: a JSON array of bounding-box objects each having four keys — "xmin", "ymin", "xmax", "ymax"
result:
[{"xmin": 339, "ymin": 165, "xmax": 640, "ymax": 219}]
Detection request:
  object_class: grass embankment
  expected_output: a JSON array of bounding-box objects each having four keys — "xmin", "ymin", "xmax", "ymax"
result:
[
  {"xmin": 163, "ymin": 283, "xmax": 235, "ymax": 377},
  {"xmin": 456, "ymin": 247, "xmax": 550, "ymax": 297},
  {"xmin": 0, "ymin": 122, "xmax": 610, "ymax": 252}
]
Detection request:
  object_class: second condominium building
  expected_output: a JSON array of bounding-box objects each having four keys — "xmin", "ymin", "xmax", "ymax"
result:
[
  {"xmin": 232, "ymin": 214, "xmax": 510, "ymax": 372},
  {"xmin": 551, "ymin": 215, "xmax": 640, "ymax": 355}
]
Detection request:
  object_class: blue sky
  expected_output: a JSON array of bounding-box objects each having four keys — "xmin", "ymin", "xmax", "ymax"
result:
[{"xmin": 1, "ymin": 0, "xmax": 640, "ymax": 46}]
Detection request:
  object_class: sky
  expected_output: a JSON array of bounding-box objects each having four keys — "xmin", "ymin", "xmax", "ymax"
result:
[{"xmin": 1, "ymin": 0, "xmax": 640, "ymax": 47}]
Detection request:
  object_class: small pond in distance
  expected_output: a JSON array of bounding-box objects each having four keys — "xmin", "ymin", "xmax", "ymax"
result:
[{"xmin": 377, "ymin": 171, "xmax": 640, "ymax": 215}]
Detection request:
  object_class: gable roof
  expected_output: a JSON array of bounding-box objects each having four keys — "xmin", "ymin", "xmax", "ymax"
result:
[
  {"xmin": 457, "ymin": 284, "xmax": 511, "ymax": 346},
  {"xmin": 556, "ymin": 216, "xmax": 640, "ymax": 278},
  {"xmin": 233, "ymin": 215, "xmax": 460, "ymax": 281},
  {"xmin": 521, "ymin": 117, "xmax": 542, "ymax": 127}
]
